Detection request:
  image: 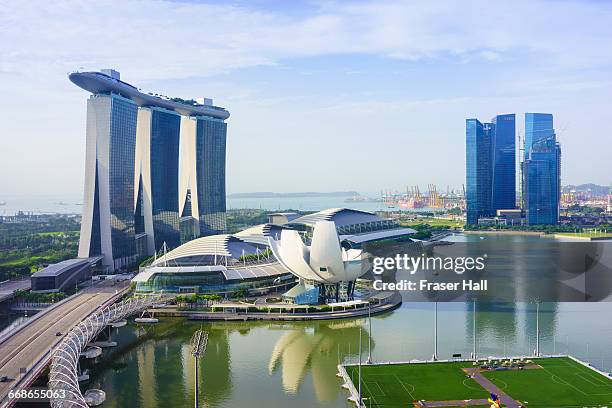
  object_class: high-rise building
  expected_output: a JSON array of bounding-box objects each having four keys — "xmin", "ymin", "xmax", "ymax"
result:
[
  {"xmin": 491, "ymin": 114, "xmax": 516, "ymax": 210},
  {"xmin": 465, "ymin": 114, "xmax": 516, "ymax": 225},
  {"xmin": 78, "ymin": 93, "xmax": 138, "ymax": 270},
  {"xmin": 524, "ymin": 134, "xmax": 561, "ymax": 225},
  {"xmin": 70, "ymin": 70, "xmax": 230, "ymax": 271},
  {"xmin": 135, "ymin": 107, "xmax": 182, "ymax": 255},
  {"xmin": 524, "ymin": 113, "xmax": 554, "ymax": 156},
  {"xmin": 179, "ymin": 116, "xmax": 227, "ymax": 237},
  {"xmin": 466, "ymin": 119, "xmax": 493, "ymax": 225}
]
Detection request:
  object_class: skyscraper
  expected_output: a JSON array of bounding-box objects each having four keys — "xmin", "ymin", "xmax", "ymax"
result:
[
  {"xmin": 523, "ymin": 122, "xmax": 561, "ymax": 225},
  {"xmin": 466, "ymin": 119, "xmax": 493, "ymax": 225},
  {"xmin": 78, "ymin": 93, "xmax": 138, "ymax": 270},
  {"xmin": 465, "ymin": 114, "xmax": 516, "ymax": 225},
  {"xmin": 491, "ymin": 114, "xmax": 516, "ymax": 210},
  {"xmin": 524, "ymin": 113, "xmax": 554, "ymax": 156},
  {"xmin": 179, "ymin": 115, "xmax": 227, "ymax": 237},
  {"xmin": 135, "ymin": 107, "xmax": 182, "ymax": 255},
  {"xmin": 70, "ymin": 70, "xmax": 230, "ymax": 271}
]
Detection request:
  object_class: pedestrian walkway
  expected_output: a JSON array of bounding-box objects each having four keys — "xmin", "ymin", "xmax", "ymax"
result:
[
  {"xmin": 462, "ymin": 368, "xmax": 522, "ymax": 407},
  {"xmin": 414, "ymin": 398, "xmax": 490, "ymax": 407}
]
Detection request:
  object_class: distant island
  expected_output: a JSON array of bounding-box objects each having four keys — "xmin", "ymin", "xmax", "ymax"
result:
[
  {"xmin": 563, "ymin": 183, "xmax": 610, "ymax": 196},
  {"xmin": 227, "ymin": 191, "xmax": 359, "ymax": 199}
]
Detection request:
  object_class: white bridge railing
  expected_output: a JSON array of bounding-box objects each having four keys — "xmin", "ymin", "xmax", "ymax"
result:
[{"xmin": 48, "ymin": 295, "xmax": 169, "ymax": 407}]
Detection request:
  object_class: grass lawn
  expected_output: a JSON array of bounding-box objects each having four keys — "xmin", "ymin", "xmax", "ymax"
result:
[
  {"xmin": 345, "ymin": 357, "xmax": 612, "ymax": 407},
  {"xmin": 346, "ymin": 361, "xmax": 489, "ymax": 406},
  {"xmin": 400, "ymin": 217, "xmax": 464, "ymax": 229},
  {"xmin": 483, "ymin": 357, "xmax": 612, "ymax": 407},
  {"xmin": 555, "ymin": 231, "xmax": 612, "ymax": 238}
]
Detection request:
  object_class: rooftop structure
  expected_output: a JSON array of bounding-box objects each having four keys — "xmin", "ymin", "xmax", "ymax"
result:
[
  {"xmin": 287, "ymin": 208, "xmax": 414, "ymax": 245},
  {"xmin": 69, "ymin": 71, "xmax": 229, "ymax": 119},
  {"xmin": 31, "ymin": 258, "xmax": 92, "ymax": 292}
]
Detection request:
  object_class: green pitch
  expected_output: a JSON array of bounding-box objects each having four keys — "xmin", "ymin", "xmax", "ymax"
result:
[
  {"xmin": 483, "ymin": 357, "xmax": 612, "ymax": 407},
  {"xmin": 345, "ymin": 357, "xmax": 612, "ymax": 407},
  {"xmin": 345, "ymin": 361, "xmax": 489, "ymax": 406}
]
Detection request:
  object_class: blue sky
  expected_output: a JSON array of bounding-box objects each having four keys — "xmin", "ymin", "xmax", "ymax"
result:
[{"xmin": 1, "ymin": 0, "xmax": 611, "ymax": 198}]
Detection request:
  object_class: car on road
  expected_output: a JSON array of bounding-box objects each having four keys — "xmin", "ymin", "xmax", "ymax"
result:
[{"xmin": 55, "ymin": 331, "xmax": 62, "ymax": 336}]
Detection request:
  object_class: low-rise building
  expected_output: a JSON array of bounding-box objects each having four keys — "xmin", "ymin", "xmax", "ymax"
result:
[{"xmin": 31, "ymin": 258, "xmax": 92, "ymax": 293}]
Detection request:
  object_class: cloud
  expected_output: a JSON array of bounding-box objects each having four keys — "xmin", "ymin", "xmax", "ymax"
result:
[
  {"xmin": 1, "ymin": 0, "xmax": 612, "ymax": 82},
  {"xmin": 1, "ymin": 0, "xmax": 611, "ymax": 196}
]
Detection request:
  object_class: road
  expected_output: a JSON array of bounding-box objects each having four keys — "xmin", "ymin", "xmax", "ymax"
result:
[
  {"xmin": 0, "ymin": 279, "xmax": 31, "ymax": 303},
  {"xmin": 0, "ymin": 281, "xmax": 130, "ymax": 407}
]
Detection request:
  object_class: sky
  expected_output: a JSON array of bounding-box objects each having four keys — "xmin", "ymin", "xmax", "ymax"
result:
[{"xmin": 1, "ymin": 0, "xmax": 611, "ymax": 200}]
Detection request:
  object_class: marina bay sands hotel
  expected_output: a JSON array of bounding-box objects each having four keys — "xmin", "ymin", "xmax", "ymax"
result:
[{"xmin": 70, "ymin": 69, "xmax": 230, "ymax": 272}]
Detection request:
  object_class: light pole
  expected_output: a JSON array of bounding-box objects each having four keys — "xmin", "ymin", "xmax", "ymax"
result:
[
  {"xmin": 534, "ymin": 300, "xmax": 540, "ymax": 357},
  {"xmin": 190, "ymin": 330, "xmax": 209, "ymax": 408},
  {"xmin": 358, "ymin": 325, "xmax": 362, "ymax": 407},
  {"xmin": 472, "ymin": 299, "xmax": 476, "ymax": 360},
  {"xmin": 433, "ymin": 301, "xmax": 438, "ymax": 361},
  {"xmin": 367, "ymin": 304, "xmax": 372, "ymax": 364}
]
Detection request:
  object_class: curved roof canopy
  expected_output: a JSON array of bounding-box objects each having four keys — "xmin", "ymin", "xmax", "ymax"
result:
[
  {"xmin": 289, "ymin": 208, "xmax": 383, "ymax": 228},
  {"xmin": 69, "ymin": 71, "xmax": 230, "ymax": 119}
]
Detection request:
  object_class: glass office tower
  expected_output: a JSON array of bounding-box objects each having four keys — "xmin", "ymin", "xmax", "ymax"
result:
[
  {"xmin": 525, "ymin": 113, "xmax": 554, "ymax": 156},
  {"xmin": 466, "ymin": 119, "xmax": 493, "ymax": 225},
  {"xmin": 466, "ymin": 114, "xmax": 516, "ymax": 225},
  {"xmin": 79, "ymin": 94, "xmax": 138, "ymax": 271},
  {"xmin": 524, "ymin": 135, "xmax": 561, "ymax": 225},
  {"xmin": 491, "ymin": 114, "xmax": 516, "ymax": 211}
]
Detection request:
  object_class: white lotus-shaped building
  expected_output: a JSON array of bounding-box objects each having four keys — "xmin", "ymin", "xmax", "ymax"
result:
[{"xmin": 268, "ymin": 220, "xmax": 364, "ymax": 284}]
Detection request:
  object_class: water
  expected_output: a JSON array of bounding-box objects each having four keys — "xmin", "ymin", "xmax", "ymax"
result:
[
  {"xmin": 226, "ymin": 195, "xmax": 389, "ymax": 212},
  {"xmin": 85, "ymin": 234, "xmax": 612, "ymax": 408},
  {"xmin": 0, "ymin": 313, "xmax": 31, "ymax": 336},
  {"xmin": 87, "ymin": 302, "xmax": 612, "ymax": 408},
  {"xmin": 0, "ymin": 194, "xmax": 434, "ymax": 215}
]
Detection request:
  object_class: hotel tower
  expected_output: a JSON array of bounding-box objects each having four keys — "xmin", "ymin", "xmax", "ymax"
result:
[{"xmin": 70, "ymin": 69, "xmax": 229, "ymax": 271}]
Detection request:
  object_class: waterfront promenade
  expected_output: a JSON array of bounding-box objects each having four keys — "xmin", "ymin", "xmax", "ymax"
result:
[
  {"xmin": 0, "ymin": 280, "xmax": 130, "ymax": 407},
  {"xmin": 155, "ymin": 292, "xmax": 402, "ymax": 322}
]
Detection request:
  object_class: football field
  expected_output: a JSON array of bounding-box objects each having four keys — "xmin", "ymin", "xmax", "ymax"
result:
[{"xmin": 344, "ymin": 357, "xmax": 612, "ymax": 407}]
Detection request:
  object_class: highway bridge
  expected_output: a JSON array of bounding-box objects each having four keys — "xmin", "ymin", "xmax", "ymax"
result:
[
  {"xmin": 0, "ymin": 280, "xmax": 130, "ymax": 407},
  {"xmin": 0, "ymin": 279, "xmax": 31, "ymax": 304}
]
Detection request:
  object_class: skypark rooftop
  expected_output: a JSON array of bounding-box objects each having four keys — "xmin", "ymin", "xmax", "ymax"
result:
[{"xmin": 69, "ymin": 70, "xmax": 230, "ymax": 119}]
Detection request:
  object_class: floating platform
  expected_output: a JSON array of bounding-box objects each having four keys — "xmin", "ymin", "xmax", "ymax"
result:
[
  {"xmin": 89, "ymin": 341, "xmax": 117, "ymax": 348},
  {"xmin": 80, "ymin": 346, "xmax": 102, "ymax": 359},
  {"xmin": 134, "ymin": 317, "xmax": 159, "ymax": 324},
  {"xmin": 109, "ymin": 319, "xmax": 127, "ymax": 328},
  {"xmin": 84, "ymin": 389, "xmax": 106, "ymax": 406}
]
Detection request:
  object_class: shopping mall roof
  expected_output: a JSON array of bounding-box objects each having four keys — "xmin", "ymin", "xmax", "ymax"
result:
[
  {"xmin": 340, "ymin": 227, "xmax": 416, "ymax": 244},
  {"xmin": 289, "ymin": 208, "xmax": 382, "ymax": 228},
  {"xmin": 132, "ymin": 262, "xmax": 289, "ymax": 283}
]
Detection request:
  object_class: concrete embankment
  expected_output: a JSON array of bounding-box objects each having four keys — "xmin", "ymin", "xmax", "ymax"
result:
[{"xmin": 149, "ymin": 292, "xmax": 402, "ymax": 322}]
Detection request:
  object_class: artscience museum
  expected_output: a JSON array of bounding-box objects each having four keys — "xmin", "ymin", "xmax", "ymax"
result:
[{"xmin": 132, "ymin": 208, "xmax": 416, "ymax": 304}]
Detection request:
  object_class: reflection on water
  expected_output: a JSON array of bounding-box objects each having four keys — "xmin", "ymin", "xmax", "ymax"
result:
[
  {"xmin": 88, "ymin": 302, "xmax": 612, "ymax": 408},
  {"xmin": 87, "ymin": 235, "xmax": 612, "ymax": 407},
  {"xmin": 269, "ymin": 320, "xmax": 371, "ymax": 402}
]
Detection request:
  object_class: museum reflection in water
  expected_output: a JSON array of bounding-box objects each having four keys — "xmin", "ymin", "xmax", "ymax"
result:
[{"xmin": 86, "ymin": 235, "xmax": 611, "ymax": 407}]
